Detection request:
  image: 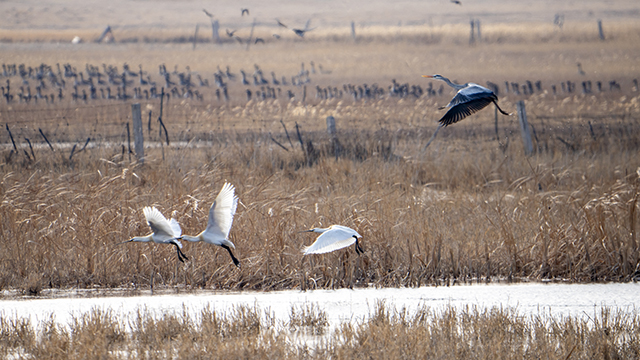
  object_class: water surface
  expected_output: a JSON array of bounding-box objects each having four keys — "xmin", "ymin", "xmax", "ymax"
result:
[{"xmin": 1, "ymin": 282, "xmax": 638, "ymax": 327}]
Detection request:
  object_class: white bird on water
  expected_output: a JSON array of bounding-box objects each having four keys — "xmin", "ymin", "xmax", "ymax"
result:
[
  {"xmin": 301, "ymin": 225, "xmax": 364, "ymax": 255},
  {"xmin": 122, "ymin": 206, "xmax": 188, "ymax": 262},
  {"xmin": 181, "ymin": 182, "xmax": 240, "ymax": 267}
]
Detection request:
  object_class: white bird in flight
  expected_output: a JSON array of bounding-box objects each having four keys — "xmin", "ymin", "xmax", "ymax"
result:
[
  {"xmin": 122, "ymin": 206, "xmax": 188, "ymax": 262},
  {"xmin": 181, "ymin": 182, "xmax": 240, "ymax": 267},
  {"xmin": 301, "ymin": 225, "xmax": 364, "ymax": 255}
]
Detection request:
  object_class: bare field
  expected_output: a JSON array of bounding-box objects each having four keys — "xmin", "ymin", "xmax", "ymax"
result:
[{"xmin": 1, "ymin": 0, "xmax": 640, "ymax": 296}]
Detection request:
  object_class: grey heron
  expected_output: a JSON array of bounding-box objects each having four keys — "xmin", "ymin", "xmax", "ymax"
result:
[{"xmin": 422, "ymin": 74, "xmax": 511, "ymax": 149}]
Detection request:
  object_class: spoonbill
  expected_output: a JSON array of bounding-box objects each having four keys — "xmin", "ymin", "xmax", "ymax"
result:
[
  {"xmin": 301, "ymin": 225, "xmax": 364, "ymax": 255},
  {"xmin": 123, "ymin": 206, "xmax": 188, "ymax": 262},
  {"xmin": 181, "ymin": 182, "xmax": 240, "ymax": 267}
]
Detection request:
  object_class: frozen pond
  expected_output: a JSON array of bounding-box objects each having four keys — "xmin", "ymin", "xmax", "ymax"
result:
[{"xmin": 1, "ymin": 282, "xmax": 638, "ymax": 328}]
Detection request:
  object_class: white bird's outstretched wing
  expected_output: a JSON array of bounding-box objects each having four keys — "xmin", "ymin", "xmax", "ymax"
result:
[
  {"xmin": 302, "ymin": 226, "xmax": 359, "ymax": 255},
  {"xmin": 168, "ymin": 218, "xmax": 183, "ymax": 248},
  {"xmin": 143, "ymin": 207, "xmax": 175, "ymax": 239},
  {"xmin": 206, "ymin": 182, "xmax": 238, "ymax": 241}
]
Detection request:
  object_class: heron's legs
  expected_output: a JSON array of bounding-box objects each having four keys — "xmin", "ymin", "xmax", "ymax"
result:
[
  {"xmin": 423, "ymin": 124, "xmax": 444, "ymax": 151},
  {"xmin": 493, "ymin": 100, "xmax": 511, "ymax": 116},
  {"xmin": 221, "ymin": 244, "xmax": 240, "ymax": 267}
]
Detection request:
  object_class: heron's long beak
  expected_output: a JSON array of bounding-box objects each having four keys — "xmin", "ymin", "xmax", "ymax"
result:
[
  {"xmin": 296, "ymin": 229, "xmax": 314, "ymax": 234},
  {"xmin": 422, "ymin": 75, "xmax": 434, "ymax": 78},
  {"xmin": 118, "ymin": 239, "xmax": 134, "ymax": 245}
]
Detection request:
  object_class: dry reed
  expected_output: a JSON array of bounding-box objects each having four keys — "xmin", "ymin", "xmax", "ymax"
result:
[
  {"xmin": 1, "ymin": 303, "xmax": 638, "ymax": 359},
  {"xmin": 1, "ymin": 22, "xmax": 640, "ymax": 294}
]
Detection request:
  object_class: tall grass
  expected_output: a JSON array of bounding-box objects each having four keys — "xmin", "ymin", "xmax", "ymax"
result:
[
  {"xmin": 1, "ymin": 303, "xmax": 639, "ymax": 359},
  {"xmin": 1, "ymin": 22, "xmax": 640, "ymax": 293},
  {"xmin": 1, "ymin": 105, "xmax": 639, "ymax": 293}
]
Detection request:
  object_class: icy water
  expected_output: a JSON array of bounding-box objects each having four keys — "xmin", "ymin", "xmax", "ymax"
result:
[{"xmin": 1, "ymin": 282, "xmax": 638, "ymax": 328}]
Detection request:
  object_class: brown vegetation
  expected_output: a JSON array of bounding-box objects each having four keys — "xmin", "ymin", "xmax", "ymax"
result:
[
  {"xmin": 1, "ymin": 93, "xmax": 639, "ymax": 293},
  {"xmin": 1, "ymin": 303, "xmax": 638, "ymax": 359},
  {"xmin": 1, "ymin": 16, "xmax": 640, "ymax": 295}
]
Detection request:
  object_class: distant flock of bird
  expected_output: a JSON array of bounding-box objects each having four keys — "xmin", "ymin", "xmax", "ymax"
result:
[
  {"xmin": 1, "ymin": 61, "xmax": 636, "ymax": 107},
  {"xmin": 123, "ymin": 182, "xmax": 363, "ymax": 267}
]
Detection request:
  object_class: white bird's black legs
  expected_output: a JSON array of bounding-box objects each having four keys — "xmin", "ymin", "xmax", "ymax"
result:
[
  {"xmin": 221, "ymin": 244, "xmax": 241, "ymax": 267},
  {"xmin": 171, "ymin": 241, "xmax": 189, "ymax": 263},
  {"xmin": 354, "ymin": 236, "xmax": 364, "ymax": 255}
]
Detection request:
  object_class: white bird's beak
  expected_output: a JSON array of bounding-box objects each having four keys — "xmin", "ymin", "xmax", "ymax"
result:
[
  {"xmin": 422, "ymin": 75, "xmax": 434, "ymax": 78},
  {"xmin": 297, "ymin": 229, "xmax": 314, "ymax": 233}
]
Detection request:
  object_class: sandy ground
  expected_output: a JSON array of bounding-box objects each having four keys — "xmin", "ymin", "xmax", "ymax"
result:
[{"xmin": 1, "ymin": 0, "xmax": 639, "ymax": 32}]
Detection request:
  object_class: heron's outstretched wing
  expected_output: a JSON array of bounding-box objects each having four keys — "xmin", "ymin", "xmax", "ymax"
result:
[
  {"xmin": 445, "ymin": 84, "xmax": 495, "ymax": 108},
  {"xmin": 302, "ymin": 227, "xmax": 358, "ymax": 255},
  {"xmin": 439, "ymin": 96, "xmax": 494, "ymax": 126},
  {"xmin": 143, "ymin": 207, "xmax": 175, "ymax": 239},
  {"xmin": 206, "ymin": 182, "xmax": 238, "ymax": 240}
]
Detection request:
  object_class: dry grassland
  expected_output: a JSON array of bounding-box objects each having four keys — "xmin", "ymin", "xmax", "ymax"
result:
[
  {"xmin": 0, "ymin": 2, "xmax": 640, "ymax": 358},
  {"xmin": 1, "ymin": 4, "xmax": 640, "ymax": 296},
  {"xmin": 1, "ymin": 303, "xmax": 639, "ymax": 359}
]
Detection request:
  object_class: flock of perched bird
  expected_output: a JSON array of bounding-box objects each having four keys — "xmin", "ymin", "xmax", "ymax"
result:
[
  {"xmin": 0, "ymin": 61, "xmax": 331, "ymax": 104},
  {"xmin": 123, "ymin": 183, "xmax": 363, "ymax": 267},
  {"xmin": 2, "ymin": 60, "xmax": 634, "ymax": 108}
]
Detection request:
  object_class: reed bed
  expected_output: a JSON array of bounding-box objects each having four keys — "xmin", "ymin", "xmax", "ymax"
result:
[
  {"xmin": 1, "ymin": 302, "xmax": 638, "ymax": 359},
  {"xmin": 1, "ymin": 19, "xmax": 640, "ymax": 294},
  {"xmin": 1, "ymin": 102, "xmax": 639, "ymax": 294}
]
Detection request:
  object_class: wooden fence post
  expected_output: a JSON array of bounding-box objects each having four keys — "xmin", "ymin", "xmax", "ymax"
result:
[
  {"xmin": 126, "ymin": 122, "xmax": 132, "ymax": 162},
  {"xmin": 246, "ymin": 19, "xmax": 256, "ymax": 51},
  {"xmin": 517, "ymin": 101, "xmax": 533, "ymax": 155},
  {"xmin": 597, "ymin": 20, "xmax": 605, "ymax": 41},
  {"xmin": 351, "ymin": 21, "xmax": 357, "ymax": 42},
  {"xmin": 193, "ymin": 24, "xmax": 199, "ymax": 50},
  {"xmin": 326, "ymin": 116, "xmax": 337, "ymax": 136},
  {"xmin": 148, "ymin": 110, "xmax": 152, "ymax": 137},
  {"xmin": 5, "ymin": 124, "xmax": 17, "ymax": 152},
  {"xmin": 212, "ymin": 20, "xmax": 220, "ymax": 43},
  {"xmin": 469, "ymin": 19, "xmax": 475, "ymax": 44},
  {"xmin": 39, "ymin": 128, "xmax": 54, "ymax": 152},
  {"xmin": 132, "ymin": 103, "xmax": 144, "ymax": 164},
  {"xmin": 327, "ymin": 116, "xmax": 342, "ymax": 158}
]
